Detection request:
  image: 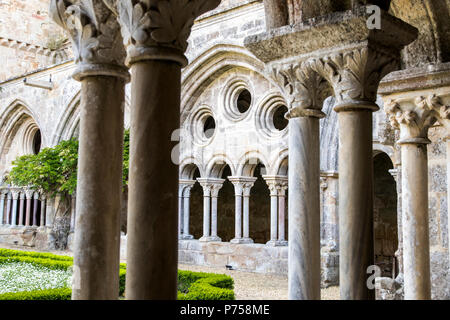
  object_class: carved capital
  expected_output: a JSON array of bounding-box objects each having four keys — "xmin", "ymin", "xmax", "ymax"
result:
[
  {"xmin": 50, "ymin": 0, "xmax": 129, "ymax": 81},
  {"xmin": 109, "ymin": 0, "xmax": 220, "ymax": 66},
  {"xmin": 312, "ymin": 47, "xmax": 398, "ymax": 111},
  {"xmin": 384, "ymin": 94, "xmax": 439, "ymax": 144},
  {"xmin": 229, "ymin": 177, "xmax": 257, "ymax": 196},
  {"xmin": 179, "ymin": 179, "xmax": 196, "ymax": 197},
  {"xmin": 271, "ymin": 60, "xmax": 330, "ymax": 119},
  {"xmin": 263, "ymin": 175, "xmax": 288, "ymax": 197},
  {"xmin": 197, "ymin": 178, "xmax": 225, "ymax": 197}
]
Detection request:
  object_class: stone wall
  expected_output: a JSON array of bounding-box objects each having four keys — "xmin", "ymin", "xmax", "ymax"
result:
[{"xmin": 0, "ymin": 0, "xmax": 68, "ymax": 81}]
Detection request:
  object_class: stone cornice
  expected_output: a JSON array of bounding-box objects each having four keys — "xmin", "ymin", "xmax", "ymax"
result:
[
  {"xmin": 244, "ymin": 6, "xmax": 417, "ymax": 64},
  {"xmin": 379, "ymin": 62, "xmax": 450, "ymax": 96},
  {"xmin": 246, "ymin": 6, "xmax": 417, "ymax": 111}
]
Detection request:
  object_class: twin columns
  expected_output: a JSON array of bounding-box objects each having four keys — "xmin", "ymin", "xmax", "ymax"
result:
[{"xmin": 179, "ymin": 176, "xmax": 288, "ymax": 245}]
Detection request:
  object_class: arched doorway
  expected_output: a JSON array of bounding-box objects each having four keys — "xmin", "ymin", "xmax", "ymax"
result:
[{"xmin": 373, "ymin": 152, "xmax": 398, "ymax": 278}]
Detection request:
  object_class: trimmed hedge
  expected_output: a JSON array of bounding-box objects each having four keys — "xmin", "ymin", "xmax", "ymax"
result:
[{"xmin": 0, "ymin": 249, "xmax": 234, "ymax": 300}]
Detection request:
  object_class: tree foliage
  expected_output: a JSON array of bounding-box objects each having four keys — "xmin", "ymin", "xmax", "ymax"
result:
[{"xmin": 6, "ymin": 130, "xmax": 130, "ymax": 196}]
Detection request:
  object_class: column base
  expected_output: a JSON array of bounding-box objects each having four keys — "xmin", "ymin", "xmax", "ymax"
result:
[
  {"xmin": 180, "ymin": 234, "xmax": 194, "ymax": 240},
  {"xmin": 199, "ymin": 236, "xmax": 222, "ymax": 242},
  {"xmin": 266, "ymin": 240, "xmax": 287, "ymax": 247},
  {"xmin": 230, "ymin": 237, "xmax": 254, "ymax": 244}
]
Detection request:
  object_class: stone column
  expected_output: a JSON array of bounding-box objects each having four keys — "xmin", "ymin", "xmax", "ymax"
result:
[
  {"xmin": 389, "ymin": 168, "xmax": 403, "ymax": 276},
  {"xmin": 277, "ymin": 181, "xmax": 288, "ymax": 244},
  {"xmin": 18, "ymin": 191, "xmax": 25, "ymax": 226},
  {"xmin": 229, "ymin": 177, "xmax": 256, "ymax": 244},
  {"xmin": 113, "ymin": 0, "xmax": 221, "ymax": 299},
  {"xmin": 267, "ymin": 182, "xmax": 278, "ymax": 246},
  {"xmin": 447, "ymin": 137, "xmax": 450, "ymax": 267},
  {"xmin": 199, "ymin": 183, "xmax": 212, "ymax": 241},
  {"xmin": 180, "ymin": 181, "xmax": 195, "ymax": 240},
  {"xmin": 45, "ymin": 196, "xmax": 54, "ymax": 227},
  {"xmin": 0, "ymin": 189, "xmax": 6, "ymax": 225},
  {"xmin": 24, "ymin": 189, "xmax": 33, "ymax": 226},
  {"xmin": 5, "ymin": 192, "xmax": 11, "ymax": 225},
  {"xmin": 32, "ymin": 192, "xmax": 39, "ymax": 226},
  {"xmin": 40, "ymin": 194, "xmax": 46, "ymax": 227},
  {"xmin": 197, "ymin": 178, "xmax": 225, "ymax": 242},
  {"xmin": 10, "ymin": 189, "xmax": 19, "ymax": 226},
  {"xmin": 384, "ymin": 95, "xmax": 439, "ymax": 300},
  {"xmin": 178, "ymin": 184, "xmax": 185, "ymax": 238},
  {"xmin": 230, "ymin": 180, "xmax": 243, "ymax": 243},
  {"xmin": 242, "ymin": 179, "xmax": 256, "ymax": 243},
  {"xmin": 245, "ymin": 5, "xmax": 417, "ymax": 301},
  {"xmin": 210, "ymin": 182, "xmax": 224, "ymax": 241},
  {"xmin": 263, "ymin": 0, "xmax": 289, "ymax": 30},
  {"xmin": 51, "ymin": 0, "xmax": 130, "ymax": 300},
  {"xmin": 312, "ymin": 47, "xmax": 414, "ymax": 300},
  {"xmin": 70, "ymin": 194, "xmax": 76, "ymax": 232}
]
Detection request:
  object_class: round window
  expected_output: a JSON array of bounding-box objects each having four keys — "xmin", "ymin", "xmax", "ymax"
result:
[
  {"xmin": 203, "ymin": 116, "xmax": 216, "ymax": 139},
  {"xmin": 236, "ymin": 89, "xmax": 252, "ymax": 114},
  {"xmin": 273, "ymin": 105, "xmax": 289, "ymax": 131}
]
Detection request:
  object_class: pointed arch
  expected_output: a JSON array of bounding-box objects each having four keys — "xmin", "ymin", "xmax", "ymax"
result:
[
  {"xmin": 0, "ymin": 99, "xmax": 42, "ymax": 171},
  {"xmin": 181, "ymin": 44, "xmax": 266, "ymax": 123}
]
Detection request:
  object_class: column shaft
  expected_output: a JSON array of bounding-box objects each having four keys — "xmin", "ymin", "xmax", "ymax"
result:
[
  {"xmin": 243, "ymin": 195, "xmax": 250, "ymax": 239},
  {"xmin": 202, "ymin": 192, "xmax": 211, "ymax": 239},
  {"xmin": 269, "ymin": 194, "xmax": 278, "ymax": 242},
  {"xmin": 0, "ymin": 194, "xmax": 4, "ymax": 225},
  {"xmin": 32, "ymin": 197, "xmax": 38, "ymax": 226},
  {"xmin": 125, "ymin": 61, "xmax": 180, "ymax": 300},
  {"xmin": 72, "ymin": 76, "xmax": 125, "ymax": 300},
  {"xmin": 183, "ymin": 193, "xmax": 192, "ymax": 239},
  {"xmin": 25, "ymin": 198, "xmax": 32, "ymax": 226},
  {"xmin": 278, "ymin": 194, "xmax": 286, "ymax": 241},
  {"xmin": 288, "ymin": 116, "xmax": 321, "ymax": 300},
  {"xmin": 234, "ymin": 195, "xmax": 243, "ymax": 240},
  {"xmin": 401, "ymin": 142, "xmax": 431, "ymax": 299},
  {"xmin": 211, "ymin": 196, "xmax": 219, "ymax": 238},
  {"xmin": 337, "ymin": 110, "xmax": 374, "ymax": 300},
  {"xmin": 18, "ymin": 195, "xmax": 24, "ymax": 226},
  {"xmin": 11, "ymin": 195, "xmax": 18, "ymax": 226},
  {"xmin": 178, "ymin": 188, "xmax": 184, "ymax": 237},
  {"xmin": 40, "ymin": 198, "xmax": 46, "ymax": 227},
  {"xmin": 447, "ymin": 139, "xmax": 450, "ymax": 269},
  {"xmin": 5, "ymin": 196, "xmax": 11, "ymax": 225}
]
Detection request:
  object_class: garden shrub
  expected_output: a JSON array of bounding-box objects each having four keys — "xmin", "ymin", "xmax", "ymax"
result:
[{"xmin": 0, "ymin": 249, "xmax": 235, "ymax": 300}]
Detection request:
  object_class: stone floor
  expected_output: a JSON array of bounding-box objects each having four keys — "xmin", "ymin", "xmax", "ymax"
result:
[
  {"xmin": 179, "ymin": 263, "xmax": 340, "ymax": 300},
  {"xmin": 0, "ymin": 244, "xmax": 340, "ymax": 300}
]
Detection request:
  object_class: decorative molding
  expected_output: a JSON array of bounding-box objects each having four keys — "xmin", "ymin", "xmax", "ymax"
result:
[
  {"xmin": 50, "ymin": 0, "xmax": 129, "ymax": 81},
  {"xmin": 271, "ymin": 60, "xmax": 330, "ymax": 119},
  {"xmin": 311, "ymin": 47, "xmax": 398, "ymax": 110},
  {"xmin": 384, "ymin": 94, "xmax": 441, "ymax": 143},
  {"xmin": 109, "ymin": 0, "xmax": 221, "ymax": 66}
]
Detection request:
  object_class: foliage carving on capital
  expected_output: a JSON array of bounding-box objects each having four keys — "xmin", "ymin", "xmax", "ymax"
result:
[
  {"xmin": 50, "ymin": 0, "xmax": 127, "ymax": 78},
  {"xmin": 271, "ymin": 60, "xmax": 330, "ymax": 118},
  {"xmin": 384, "ymin": 94, "xmax": 439, "ymax": 141},
  {"xmin": 111, "ymin": 0, "xmax": 220, "ymax": 61},
  {"xmin": 312, "ymin": 47, "xmax": 398, "ymax": 106}
]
